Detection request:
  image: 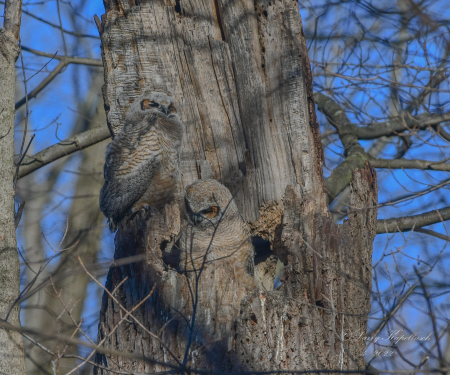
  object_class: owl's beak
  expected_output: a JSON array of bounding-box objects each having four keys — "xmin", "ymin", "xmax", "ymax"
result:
[
  {"xmin": 160, "ymin": 101, "xmax": 170, "ymax": 115},
  {"xmin": 191, "ymin": 213, "xmax": 204, "ymax": 225},
  {"xmin": 185, "ymin": 198, "xmax": 204, "ymax": 225},
  {"xmin": 159, "ymin": 105, "xmax": 168, "ymax": 115}
]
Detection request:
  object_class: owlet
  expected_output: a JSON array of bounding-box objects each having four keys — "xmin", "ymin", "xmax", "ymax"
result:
[
  {"xmin": 179, "ymin": 179, "xmax": 255, "ymax": 287},
  {"xmin": 99, "ymin": 90, "xmax": 183, "ymax": 231}
]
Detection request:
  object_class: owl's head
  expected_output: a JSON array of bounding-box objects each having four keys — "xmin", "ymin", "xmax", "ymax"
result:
[
  {"xmin": 123, "ymin": 89, "xmax": 183, "ymax": 140},
  {"xmin": 184, "ymin": 179, "xmax": 239, "ymax": 229},
  {"xmin": 126, "ymin": 90, "xmax": 180, "ymax": 122}
]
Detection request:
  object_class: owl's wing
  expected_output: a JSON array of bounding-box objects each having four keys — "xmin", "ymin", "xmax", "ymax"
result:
[{"xmin": 99, "ymin": 117, "xmax": 161, "ymax": 224}]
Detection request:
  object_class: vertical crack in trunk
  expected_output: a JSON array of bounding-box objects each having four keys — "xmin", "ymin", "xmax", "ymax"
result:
[{"xmin": 213, "ymin": 0, "xmax": 226, "ymax": 41}]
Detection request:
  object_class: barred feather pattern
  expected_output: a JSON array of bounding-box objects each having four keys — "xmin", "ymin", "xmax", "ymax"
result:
[
  {"xmin": 99, "ymin": 90, "xmax": 183, "ymax": 231},
  {"xmin": 179, "ymin": 179, "xmax": 255, "ymax": 289}
]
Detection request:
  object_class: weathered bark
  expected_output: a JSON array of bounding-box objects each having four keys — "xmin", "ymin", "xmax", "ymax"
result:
[
  {"xmin": 98, "ymin": 0, "xmax": 325, "ymax": 219},
  {"xmin": 95, "ymin": 0, "xmax": 377, "ymax": 373},
  {"xmin": 0, "ymin": 1, "xmax": 26, "ymax": 374}
]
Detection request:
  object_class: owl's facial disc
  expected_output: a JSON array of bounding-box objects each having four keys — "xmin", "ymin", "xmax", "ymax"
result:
[{"xmin": 141, "ymin": 99, "xmax": 159, "ymax": 110}]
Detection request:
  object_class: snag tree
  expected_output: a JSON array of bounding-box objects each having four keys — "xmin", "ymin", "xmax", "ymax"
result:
[{"xmin": 94, "ymin": 0, "xmax": 377, "ymax": 372}]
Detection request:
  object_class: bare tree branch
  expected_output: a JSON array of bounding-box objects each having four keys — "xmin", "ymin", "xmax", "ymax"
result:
[
  {"xmin": 315, "ymin": 92, "xmax": 364, "ymax": 152},
  {"xmin": 0, "ymin": 2, "xmax": 100, "ymax": 39},
  {"xmin": 15, "ymin": 49, "xmax": 102, "ymax": 110},
  {"xmin": 315, "ymin": 92, "xmax": 366, "ymax": 203},
  {"xmin": 14, "ymin": 201, "xmax": 25, "ymax": 229},
  {"xmin": 415, "ymin": 228, "xmax": 450, "ymax": 242},
  {"xmin": 377, "ymin": 206, "xmax": 450, "ymax": 234},
  {"xmin": 17, "ymin": 126, "xmax": 111, "ymax": 179},
  {"xmin": 15, "ymin": 60, "xmax": 65, "ymax": 110},
  {"xmin": 311, "ymin": 60, "xmax": 445, "ymax": 73},
  {"xmin": 370, "ymin": 158, "xmax": 450, "ymax": 171},
  {"xmin": 369, "ymin": 280, "xmax": 421, "ymax": 342},
  {"xmin": 318, "ymin": 91, "xmax": 450, "ymax": 204},
  {"xmin": 325, "ymin": 153, "xmax": 367, "ymax": 204},
  {"xmin": 21, "ymin": 45, "xmax": 102, "ymax": 66},
  {"xmin": 436, "ymin": 125, "xmax": 450, "ymax": 143},
  {"xmin": 315, "ymin": 92, "xmax": 450, "ymax": 141},
  {"xmin": 405, "ymin": 42, "xmax": 450, "ymax": 113}
]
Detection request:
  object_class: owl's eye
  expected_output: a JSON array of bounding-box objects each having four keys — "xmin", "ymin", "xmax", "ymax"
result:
[
  {"xmin": 141, "ymin": 99, "xmax": 159, "ymax": 110},
  {"xmin": 201, "ymin": 206, "xmax": 219, "ymax": 219}
]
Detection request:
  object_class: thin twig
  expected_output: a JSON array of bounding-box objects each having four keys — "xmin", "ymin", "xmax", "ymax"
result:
[
  {"xmin": 55, "ymin": 0, "xmax": 68, "ymax": 56},
  {"xmin": 415, "ymin": 267, "xmax": 443, "ymax": 363},
  {"xmin": 26, "ymin": 51, "xmax": 58, "ymax": 82},
  {"xmin": 77, "ymin": 257, "xmax": 183, "ymax": 369},
  {"xmin": 14, "ymin": 201, "xmax": 25, "ymax": 229}
]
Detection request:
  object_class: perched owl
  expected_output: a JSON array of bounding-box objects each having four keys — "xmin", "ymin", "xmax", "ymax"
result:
[
  {"xmin": 179, "ymin": 179, "xmax": 255, "ymax": 287},
  {"xmin": 99, "ymin": 90, "xmax": 183, "ymax": 231}
]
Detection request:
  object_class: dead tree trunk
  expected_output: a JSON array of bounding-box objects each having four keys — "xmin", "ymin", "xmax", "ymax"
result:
[{"xmin": 95, "ymin": 0, "xmax": 377, "ymax": 373}]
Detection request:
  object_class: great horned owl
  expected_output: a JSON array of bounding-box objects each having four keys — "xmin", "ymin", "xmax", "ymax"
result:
[
  {"xmin": 99, "ymin": 90, "xmax": 183, "ymax": 231},
  {"xmin": 179, "ymin": 179, "xmax": 255, "ymax": 287}
]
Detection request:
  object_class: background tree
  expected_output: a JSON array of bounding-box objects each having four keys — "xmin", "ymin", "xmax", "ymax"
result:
[
  {"xmin": 0, "ymin": 1, "xmax": 26, "ymax": 374},
  {"xmin": 0, "ymin": 0, "xmax": 449, "ymax": 374}
]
